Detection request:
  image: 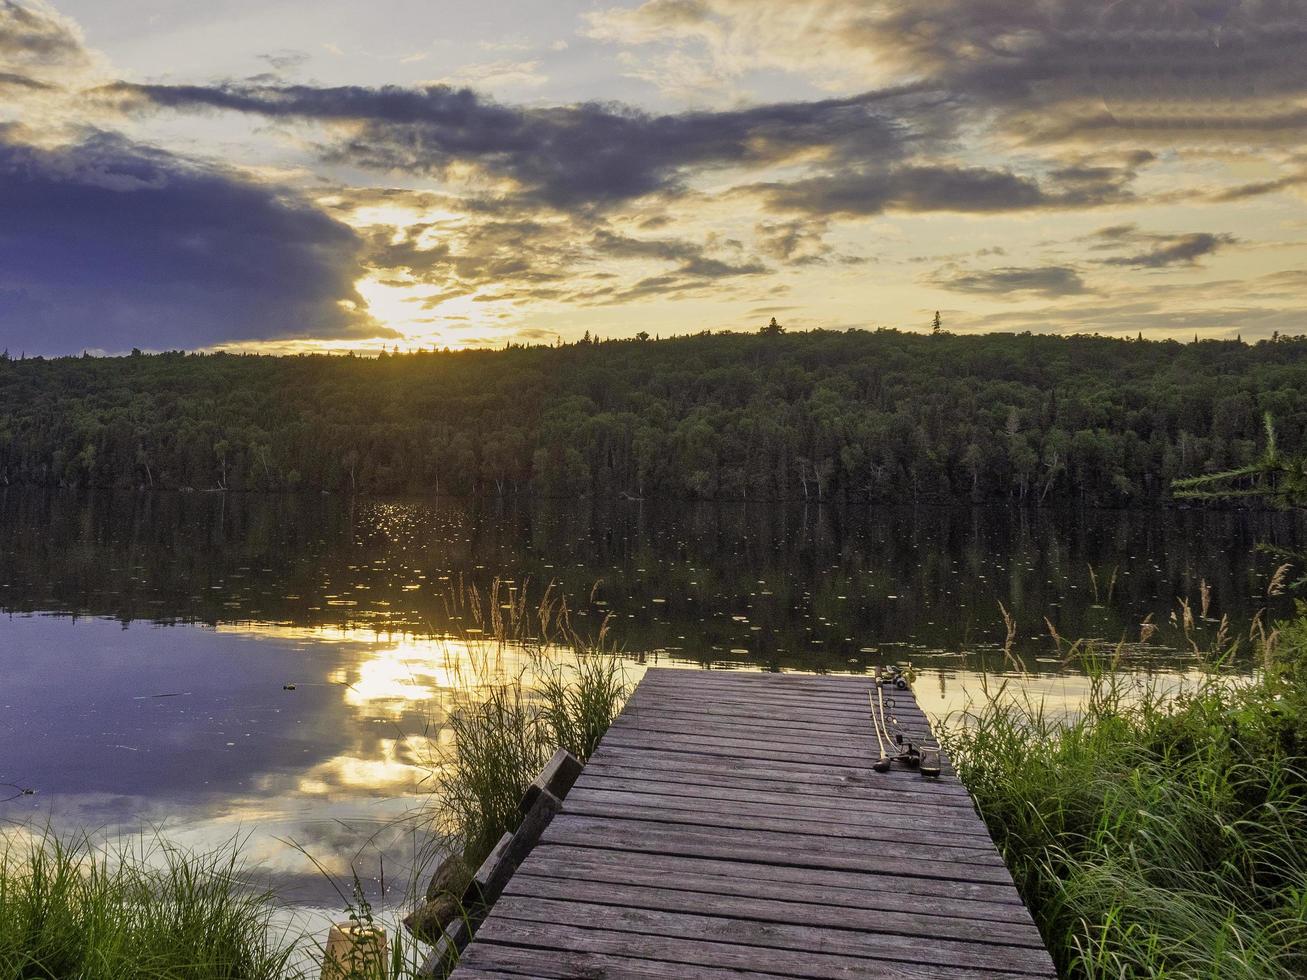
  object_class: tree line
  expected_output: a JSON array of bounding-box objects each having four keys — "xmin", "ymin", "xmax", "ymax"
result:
[{"xmin": 2, "ymin": 328, "xmax": 1306, "ymax": 505}]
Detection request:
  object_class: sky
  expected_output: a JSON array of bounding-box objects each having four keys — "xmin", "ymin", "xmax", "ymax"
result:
[{"xmin": 1, "ymin": 0, "xmax": 1305, "ymax": 355}]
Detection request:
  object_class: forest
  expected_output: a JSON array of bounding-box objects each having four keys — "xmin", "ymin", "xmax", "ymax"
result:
[{"xmin": 2, "ymin": 328, "xmax": 1306, "ymax": 505}]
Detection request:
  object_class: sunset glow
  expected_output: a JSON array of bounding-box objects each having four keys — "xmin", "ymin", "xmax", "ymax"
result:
[{"xmin": 2, "ymin": 1, "xmax": 1305, "ymax": 354}]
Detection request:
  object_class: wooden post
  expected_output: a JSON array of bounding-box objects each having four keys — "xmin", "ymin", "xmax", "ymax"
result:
[
  {"xmin": 461, "ymin": 830, "xmax": 518, "ymax": 910},
  {"xmin": 517, "ymin": 747, "xmax": 583, "ymax": 816},
  {"xmin": 417, "ymin": 751, "xmax": 581, "ymax": 976}
]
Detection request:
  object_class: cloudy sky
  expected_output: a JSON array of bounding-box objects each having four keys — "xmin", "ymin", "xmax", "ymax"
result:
[{"xmin": 1, "ymin": 0, "xmax": 1305, "ymax": 355}]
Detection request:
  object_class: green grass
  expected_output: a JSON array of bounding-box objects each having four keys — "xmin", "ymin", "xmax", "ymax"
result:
[
  {"xmin": 940, "ymin": 608, "xmax": 1307, "ymax": 979},
  {"xmin": 0, "ymin": 831, "xmax": 298, "ymax": 980},
  {"xmin": 430, "ymin": 581, "xmax": 631, "ymax": 871},
  {"xmin": 438, "ymin": 681, "xmax": 555, "ymax": 869},
  {"xmin": 439, "ymin": 647, "xmax": 627, "ymax": 870}
]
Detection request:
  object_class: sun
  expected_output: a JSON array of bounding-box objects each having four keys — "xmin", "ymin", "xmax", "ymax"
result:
[{"xmin": 352, "ymin": 274, "xmax": 521, "ymax": 351}]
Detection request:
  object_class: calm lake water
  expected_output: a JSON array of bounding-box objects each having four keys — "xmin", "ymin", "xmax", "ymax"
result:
[{"xmin": 1, "ymin": 489, "xmax": 1302, "ymax": 921}]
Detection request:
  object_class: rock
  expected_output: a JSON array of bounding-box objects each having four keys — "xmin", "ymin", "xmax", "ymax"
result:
[
  {"xmin": 403, "ymin": 892, "xmax": 461, "ymax": 945},
  {"xmin": 424, "ymin": 853, "xmax": 469, "ymax": 902},
  {"xmin": 321, "ymin": 922, "xmax": 388, "ymax": 980}
]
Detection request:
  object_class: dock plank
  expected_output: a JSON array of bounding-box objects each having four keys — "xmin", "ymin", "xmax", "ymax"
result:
[{"xmin": 449, "ymin": 667, "xmax": 1055, "ymax": 979}]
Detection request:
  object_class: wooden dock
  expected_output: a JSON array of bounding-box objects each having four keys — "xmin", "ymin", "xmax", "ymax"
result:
[{"xmin": 450, "ymin": 667, "xmax": 1056, "ymax": 979}]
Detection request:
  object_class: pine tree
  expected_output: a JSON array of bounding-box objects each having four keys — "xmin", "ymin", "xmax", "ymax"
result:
[
  {"xmin": 932, "ymin": 311, "xmax": 943, "ymax": 334},
  {"xmin": 1174, "ymin": 413, "xmax": 1307, "ymax": 508}
]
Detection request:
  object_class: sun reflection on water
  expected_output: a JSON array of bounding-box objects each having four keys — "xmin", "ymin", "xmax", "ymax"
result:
[{"xmin": 2, "ymin": 610, "xmax": 1241, "ymax": 947}]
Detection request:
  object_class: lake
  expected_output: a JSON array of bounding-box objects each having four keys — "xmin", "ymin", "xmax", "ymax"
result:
[{"xmin": 1, "ymin": 489, "xmax": 1302, "ymax": 922}]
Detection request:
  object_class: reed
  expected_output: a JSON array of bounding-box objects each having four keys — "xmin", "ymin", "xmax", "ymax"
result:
[
  {"xmin": 0, "ymin": 830, "xmax": 298, "ymax": 980},
  {"xmin": 427, "ymin": 578, "xmax": 631, "ymax": 871},
  {"xmin": 941, "ymin": 609, "xmax": 1307, "ymax": 979}
]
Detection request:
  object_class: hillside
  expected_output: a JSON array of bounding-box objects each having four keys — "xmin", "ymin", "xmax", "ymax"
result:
[{"xmin": 2, "ymin": 329, "xmax": 1306, "ymax": 504}]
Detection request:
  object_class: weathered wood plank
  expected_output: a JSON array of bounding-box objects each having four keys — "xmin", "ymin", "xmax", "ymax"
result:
[
  {"xmin": 580, "ymin": 758, "xmax": 978, "ymax": 806},
  {"xmin": 628, "ymin": 672, "xmax": 923, "ymax": 702},
  {"xmin": 598, "ymin": 729, "xmax": 951, "ymax": 778},
  {"xmin": 541, "ymin": 816, "xmax": 1017, "ymax": 880},
  {"xmin": 620, "ymin": 696, "xmax": 935, "ymax": 740},
  {"xmin": 459, "ymin": 940, "xmax": 790, "ymax": 980},
  {"xmin": 490, "ymin": 896, "xmax": 1056, "ymax": 975},
  {"xmin": 560, "ymin": 790, "xmax": 997, "ymax": 846},
  {"xmin": 629, "ymin": 684, "xmax": 932, "ymax": 725},
  {"xmin": 591, "ymin": 745, "xmax": 973, "ymax": 798},
  {"xmin": 571, "ymin": 769, "xmax": 979, "ymax": 813},
  {"xmin": 449, "ymin": 667, "xmax": 1055, "ymax": 980},
  {"xmin": 504, "ymin": 874, "xmax": 1048, "ymax": 948},
  {"xmin": 517, "ymin": 747, "xmax": 583, "ymax": 815},
  {"xmin": 565, "ymin": 781, "xmax": 988, "ymax": 828},
  {"xmin": 470, "ymin": 920, "xmax": 1050, "ymax": 980},
  {"xmin": 607, "ymin": 712, "xmax": 944, "ymax": 762},
  {"xmin": 621, "ymin": 695, "xmax": 936, "ymax": 737},
  {"xmin": 522, "ymin": 843, "xmax": 1028, "ymax": 909},
  {"xmin": 535, "ymin": 815, "xmax": 1014, "ymax": 888},
  {"xmin": 642, "ymin": 672, "xmax": 926, "ymax": 704}
]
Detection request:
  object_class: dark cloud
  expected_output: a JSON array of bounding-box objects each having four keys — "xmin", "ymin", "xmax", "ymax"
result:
[
  {"xmin": 1089, "ymin": 224, "xmax": 1237, "ymax": 268},
  {"xmin": 754, "ymin": 219, "xmax": 831, "ymax": 265},
  {"xmin": 624, "ymin": 0, "xmax": 711, "ymax": 29},
  {"xmin": 677, "ymin": 255, "xmax": 767, "ymax": 278},
  {"xmin": 0, "ymin": 127, "xmax": 384, "ymax": 354},
  {"xmin": 0, "ymin": 69, "xmax": 51, "ymax": 90},
  {"xmin": 104, "ymin": 79, "xmax": 917, "ymax": 210},
  {"xmin": 929, "ymin": 264, "xmax": 1088, "ymax": 298},
  {"xmin": 1210, "ymin": 166, "xmax": 1307, "ymax": 202},
  {"xmin": 590, "ymin": 229, "xmax": 702, "ymax": 263},
  {"xmin": 605, "ymin": 1, "xmax": 1307, "ymax": 146},
  {"xmin": 1045, "ymin": 156, "xmax": 1151, "ymax": 203},
  {"xmin": 0, "ymin": 0, "xmax": 85, "ymax": 68},
  {"xmin": 99, "ymin": 49, "xmax": 1193, "ymax": 229},
  {"xmin": 590, "ymin": 229, "xmax": 766, "ymax": 277},
  {"xmin": 1092, "ymin": 224, "xmax": 1137, "ymax": 242},
  {"xmin": 575, "ymin": 250, "xmax": 768, "ymax": 304},
  {"xmin": 847, "ymin": 0, "xmax": 1307, "ymax": 142},
  {"xmin": 751, "ymin": 161, "xmax": 1134, "ymax": 218}
]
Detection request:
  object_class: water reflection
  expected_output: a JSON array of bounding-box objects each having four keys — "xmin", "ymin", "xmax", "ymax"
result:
[
  {"xmin": 1, "ymin": 490, "xmax": 1301, "ymax": 666},
  {"xmin": 1, "ymin": 490, "xmax": 1302, "ymax": 918},
  {"xmin": 0, "ymin": 612, "xmax": 617, "ymax": 913}
]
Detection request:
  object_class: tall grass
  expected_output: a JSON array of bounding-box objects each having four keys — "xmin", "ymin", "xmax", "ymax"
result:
[
  {"xmin": 0, "ymin": 830, "xmax": 298, "ymax": 980},
  {"xmin": 941, "ymin": 609, "xmax": 1307, "ymax": 979},
  {"xmin": 427, "ymin": 579, "xmax": 631, "ymax": 871}
]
